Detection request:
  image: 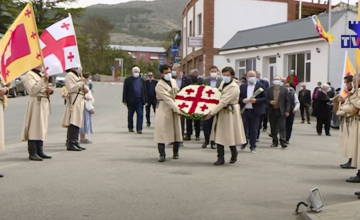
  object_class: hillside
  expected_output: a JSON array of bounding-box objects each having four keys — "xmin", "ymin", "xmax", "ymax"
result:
[{"xmin": 83, "ymin": 0, "xmax": 188, "ymax": 46}]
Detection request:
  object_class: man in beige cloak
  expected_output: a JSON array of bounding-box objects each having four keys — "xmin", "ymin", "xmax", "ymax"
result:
[
  {"xmin": 22, "ymin": 66, "xmax": 53, "ymax": 161},
  {"xmin": 62, "ymin": 67, "xmax": 88, "ymax": 151},
  {"xmin": 154, "ymin": 64, "xmax": 182, "ymax": 162},
  {"xmin": 0, "ymin": 76, "xmax": 9, "ymax": 176}
]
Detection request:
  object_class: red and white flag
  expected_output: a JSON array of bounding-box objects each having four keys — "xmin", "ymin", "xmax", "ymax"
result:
[{"xmin": 40, "ymin": 14, "xmax": 80, "ymax": 76}]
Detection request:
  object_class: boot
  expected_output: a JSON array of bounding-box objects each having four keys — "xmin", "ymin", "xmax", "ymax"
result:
[
  {"xmin": 28, "ymin": 140, "xmax": 43, "ymax": 161},
  {"xmin": 346, "ymin": 170, "xmax": 360, "ymax": 183},
  {"xmin": 36, "ymin": 141, "xmax": 52, "ymax": 159},
  {"xmin": 158, "ymin": 144, "xmax": 166, "ymax": 162},
  {"xmin": 67, "ymin": 126, "xmax": 82, "ymax": 151},
  {"xmin": 0, "ymin": 173, "xmax": 4, "ymax": 178},
  {"xmin": 173, "ymin": 142, "xmax": 180, "ymax": 159},
  {"xmin": 210, "ymin": 141, "xmax": 216, "ymax": 149},
  {"xmin": 72, "ymin": 126, "xmax": 86, "ymax": 150},
  {"xmin": 229, "ymin": 146, "xmax": 238, "ymax": 164},
  {"xmin": 214, "ymin": 145, "xmax": 225, "ymax": 165},
  {"xmin": 355, "ymin": 191, "xmax": 360, "ymax": 196},
  {"xmin": 340, "ymin": 158, "xmax": 355, "ymax": 169}
]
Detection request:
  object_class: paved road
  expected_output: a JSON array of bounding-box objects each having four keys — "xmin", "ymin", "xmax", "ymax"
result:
[{"xmin": 0, "ymin": 82, "xmax": 359, "ymax": 220}]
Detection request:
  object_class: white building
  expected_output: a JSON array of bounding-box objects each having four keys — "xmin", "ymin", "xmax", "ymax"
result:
[{"xmin": 215, "ymin": 10, "xmax": 358, "ymax": 92}]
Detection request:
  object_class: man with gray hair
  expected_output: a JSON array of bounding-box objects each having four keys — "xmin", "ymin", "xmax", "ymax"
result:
[
  {"xmin": 312, "ymin": 84, "xmax": 331, "ymax": 136},
  {"xmin": 123, "ymin": 66, "xmax": 147, "ymax": 134}
]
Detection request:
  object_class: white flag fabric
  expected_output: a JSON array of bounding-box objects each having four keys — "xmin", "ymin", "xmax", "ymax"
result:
[{"xmin": 40, "ymin": 15, "xmax": 81, "ymax": 76}]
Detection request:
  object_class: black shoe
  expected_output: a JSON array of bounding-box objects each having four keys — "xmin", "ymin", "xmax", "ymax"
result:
[
  {"xmin": 184, "ymin": 136, "xmax": 191, "ymax": 141},
  {"xmin": 76, "ymin": 145, "xmax": 87, "ymax": 150},
  {"xmin": 355, "ymin": 191, "xmax": 360, "ymax": 196},
  {"xmin": 173, "ymin": 154, "xmax": 179, "ymax": 159},
  {"xmin": 129, "ymin": 129, "xmax": 134, "ymax": 132},
  {"xmin": 326, "ymin": 133, "xmax": 331, "ymax": 136},
  {"xmin": 158, "ymin": 155, "xmax": 166, "ymax": 162},
  {"xmin": 147, "ymin": 123, "xmax": 150, "ymax": 127},
  {"xmin": 173, "ymin": 142, "xmax": 180, "ymax": 159},
  {"xmin": 307, "ymin": 121, "xmax": 311, "ymax": 124},
  {"xmin": 284, "ymin": 140, "xmax": 290, "ymax": 145},
  {"xmin": 241, "ymin": 144, "xmax": 247, "ymax": 150},
  {"xmin": 137, "ymin": 130, "xmax": 142, "ymax": 134},
  {"xmin": 196, "ymin": 137, "xmax": 200, "ymax": 141},
  {"xmin": 36, "ymin": 141, "xmax": 52, "ymax": 159},
  {"xmin": 29, "ymin": 154, "xmax": 43, "ymax": 161},
  {"xmin": 281, "ymin": 144, "xmax": 288, "ymax": 149},
  {"xmin": 229, "ymin": 146, "xmax": 238, "ymax": 164},
  {"xmin": 270, "ymin": 144, "xmax": 278, "ymax": 148},
  {"xmin": 301, "ymin": 121, "xmax": 304, "ymax": 124},
  {"xmin": 202, "ymin": 142, "xmax": 208, "ymax": 148},
  {"xmin": 67, "ymin": 145, "xmax": 82, "ymax": 151},
  {"xmin": 0, "ymin": 173, "xmax": 3, "ymax": 178},
  {"xmin": 268, "ymin": 134, "xmax": 273, "ymax": 138},
  {"xmin": 210, "ymin": 142, "xmax": 216, "ymax": 149},
  {"xmin": 262, "ymin": 128, "xmax": 267, "ymax": 132},
  {"xmin": 346, "ymin": 176, "xmax": 360, "ymax": 183},
  {"xmin": 214, "ymin": 157, "xmax": 225, "ymax": 165},
  {"xmin": 340, "ymin": 159, "xmax": 355, "ymax": 169},
  {"xmin": 318, "ymin": 133, "xmax": 321, "ymax": 136}
]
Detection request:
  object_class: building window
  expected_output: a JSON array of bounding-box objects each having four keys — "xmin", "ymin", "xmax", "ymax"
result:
[
  {"xmin": 198, "ymin": 13, "xmax": 202, "ymax": 35},
  {"xmin": 139, "ymin": 53, "xmax": 146, "ymax": 58},
  {"xmin": 288, "ymin": 52, "xmax": 311, "ymax": 83},
  {"xmin": 237, "ymin": 58, "xmax": 256, "ymax": 78},
  {"xmin": 189, "ymin": 20, "xmax": 192, "ymax": 37}
]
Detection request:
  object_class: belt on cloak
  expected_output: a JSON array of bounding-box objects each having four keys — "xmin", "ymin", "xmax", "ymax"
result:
[{"xmin": 37, "ymin": 96, "xmax": 51, "ymax": 114}]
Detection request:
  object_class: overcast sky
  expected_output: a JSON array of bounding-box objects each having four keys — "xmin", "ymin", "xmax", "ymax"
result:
[{"xmin": 63, "ymin": 0, "xmax": 359, "ymax": 8}]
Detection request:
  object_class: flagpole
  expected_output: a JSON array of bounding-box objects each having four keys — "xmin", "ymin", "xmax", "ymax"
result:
[
  {"xmin": 340, "ymin": 51, "xmax": 347, "ymax": 97},
  {"xmin": 327, "ymin": 0, "xmax": 332, "ymax": 83},
  {"xmin": 299, "ymin": 0, "xmax": 302, "ymax": 19},
  {"xmin": 68, "ymin": 13, "xmax": 83, "ymax": 78}
]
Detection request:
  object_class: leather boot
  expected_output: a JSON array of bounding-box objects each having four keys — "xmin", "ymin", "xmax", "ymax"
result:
[
  {"xmin": 36, "ymin": 141, "xmax": 52, "ymax": 159},
  {"xmin": 214, "ymin": 144, "xmax": 225, "ymax": 165},
  {"xmin": 354, "ymin": 191, "xmax": 360, "ymax": 196},
  {"xmin": 72, "ymin": 125, "xmax": 86, "ymax": 150},
  {"xmin": 210, "ymin": 141, "xmax": 216, "ymax": 149},
  {"xmin": 340, "ymin": 158, "xmax": 355, "ymax": 169},
  {"xmin": 229, "ymin": 146, "xmax": 238, "ymax": 164},
  {"xmin": 173, "ymin": 142, "xmax": 180, "ymax": 159},
  {"xmin": 28, "ymin": 140, "xmax": 43, "ymax": 161},
  {"xmin": 158, "ymin": 144, "xmax": 166, "ymax": 162},
  {"xmin": 67, "ymin": 126, "xmax": 82, "ymax": 151}
]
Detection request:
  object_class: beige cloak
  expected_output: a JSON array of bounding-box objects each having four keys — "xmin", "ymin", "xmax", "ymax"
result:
[
  {"xmin": 153, "ymin": 78, "xmax": 183, "ymax": 144},
  {"xmin": 62, "ymin": 72, "xmax": 85, "ymax": 128},
  {"xmin": 0, "ymin": 80, "xmax": 8, "ymax": 152},
  {"xmin": 349, "ymin": 93, "xmax": 360, "ymax": 168},
  {"xmin": 21, "ymin": 71, "xmax": 50, "ymax": 141},
  {"xmin": 210, "ymin": 80, "xmax": 247, "ymax": 147}
]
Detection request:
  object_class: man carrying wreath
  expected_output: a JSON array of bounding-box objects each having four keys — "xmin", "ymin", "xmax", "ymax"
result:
[{"xmin": 239, "ymin": 71, "xmax": 267, "ymax": 153}]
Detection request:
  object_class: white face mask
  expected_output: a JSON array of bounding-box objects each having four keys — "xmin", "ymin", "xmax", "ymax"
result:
[
  {"xmin": 133, "ymin": 72, "xmax": 139, "ymax": 78},
  {"xmin": 164, "ymin": 73, "xmax": 172, "ymax": 81},
  {"xmin": 76, "ymin": 67, "xmax": 82, "ymax": 75},
  {"xmin": 223, "ymin": 76, "xmax": 231, "ymax": 84},
  {"xmin": 171, "ymin": 71, "xmax": 177, "ymax": 77},
  {"xmin": 210, "ymin": 72, "xmax": 217, "ymax": 78}
]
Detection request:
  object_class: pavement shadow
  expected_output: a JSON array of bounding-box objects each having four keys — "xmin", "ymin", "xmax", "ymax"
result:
[
  {"xmin": 1, "ymin": 157, "xmax": 29, "ymax": 162},
  {"xmin": 323, "ymin": 193, "xmax": 358, "ymax": 204},
  {"xmin": 292, "ymin": 164, "xmax": 340, "ymax": 170},
  {"xmin": 299, "ymin": 178, "xmax": 358, "ymax": 188},
  {"xmin": 118, "ymin": 157, "xmax": 213, "ymax": 168}
]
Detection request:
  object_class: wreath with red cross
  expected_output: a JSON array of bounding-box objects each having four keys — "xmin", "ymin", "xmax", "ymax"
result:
[{"xmin": 174, "ymin": 85, "xmax": 221, "ymax": 120}]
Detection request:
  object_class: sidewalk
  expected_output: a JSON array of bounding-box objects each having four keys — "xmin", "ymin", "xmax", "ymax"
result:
[{"xmin": 301, "ymin": 201, "xmax": 360, "ymax": 220}]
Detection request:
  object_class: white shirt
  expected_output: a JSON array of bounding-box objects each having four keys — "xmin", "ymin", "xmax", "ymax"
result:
[
  {"xmin": 210, "ymin": 79, "xmax": 217, "ymax": 88},
  {"xmin": 293, "ymin": 93, "xmax": 300, "ymax": 111},
  {"xmin": 245, "ymin": 82, "xmax": 256, "ymax": 109},
  {"xmin": 84, "ymin": 85, "xmax": 95, "ymax": 111}
]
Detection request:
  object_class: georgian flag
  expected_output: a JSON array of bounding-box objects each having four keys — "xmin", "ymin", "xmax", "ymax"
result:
[{"xmin": 39, "ymin": 14, "xmax": 81, "ymax": 76}]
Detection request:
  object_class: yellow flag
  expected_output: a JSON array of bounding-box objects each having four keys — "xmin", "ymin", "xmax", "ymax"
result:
[
  {"xmin": 0, "ymin": 3, "xmax": 43, "ymax": 84},
  {"xmin": 341, "ymin": 51, "xmax": 356, "ymax": 98},
  {"xmin": 311, "ymin": 15, "xmax": 334, "ymax": 44}
]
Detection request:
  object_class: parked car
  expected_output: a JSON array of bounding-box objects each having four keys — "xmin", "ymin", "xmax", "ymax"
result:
[
  {"xmin": 55, "ymin": 73, "xmax": 67, "ymax": 88},
  {"xmin": 93, "ymin": 74, "xmax": 100, "ymax": 82},
  {"xmin": 9, "ymin": 76, "xmax": 27, "ymax": 97}
]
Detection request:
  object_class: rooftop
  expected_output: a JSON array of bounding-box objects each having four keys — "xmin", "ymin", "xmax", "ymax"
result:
[
  {"xmin": 220, "ymin": 10, "xmax": 352, "ymax": 52},
  {"xmin": 109, "ymin": 45, "xmax": 166, "ymax": 53}
]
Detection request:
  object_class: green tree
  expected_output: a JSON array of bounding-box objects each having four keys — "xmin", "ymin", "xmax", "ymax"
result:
[
  {"xmin": 0, "ymin": 0, "xmax": 21, "ymax": 33},
  {"xmin": 19, "ymin": 0, "xmax": 84, "ymax": 33}
]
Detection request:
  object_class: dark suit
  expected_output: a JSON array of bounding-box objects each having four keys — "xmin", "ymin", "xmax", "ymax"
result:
[
  {"xmin": 145, "ymin": 79, "xmax": 158, "ymax": 125},
  {"xmin": 239, "ymin": 82, "xmax": 267, "ymax": 150},
  {"xmin": 201, "ymin": 77, "xmax": 222, "ymax": 146},
  {"xmin": 256, "ymin": 80, "xmax": 269, "ymax": 136},
  {"xmin": 123, "ymin": 76, "xmax": 147, "ymax": 131},
  {"xmin": 266, "ymin": 86, "xmax": 291, "ymax": 146},
  {"xmin": 174, "ymin": 75, "xmax": 192, "ymax": 138},
  {"xmin": 298, "ymin": 89, "xmax": 311, "ymax": 122},
  {"xmin": 313, "ymin": 91, "xmax": 331, "ymax": 135}
]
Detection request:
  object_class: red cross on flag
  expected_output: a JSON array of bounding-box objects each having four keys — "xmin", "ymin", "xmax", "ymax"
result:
[{"xmin": 39, "ymin": 14, "xmax": 80, "ymax": 76}]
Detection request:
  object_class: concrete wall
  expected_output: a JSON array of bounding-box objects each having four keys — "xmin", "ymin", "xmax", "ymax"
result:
[
  {"xmin": 218, "ymin": 39, "xmax": 329, "ymax": 92},
  {"xmin": 213, "ymin": 0, "xmax": 288, "ymax": 49}
]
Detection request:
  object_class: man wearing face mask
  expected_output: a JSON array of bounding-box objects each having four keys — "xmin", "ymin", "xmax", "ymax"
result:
[
  {"xmin": 255, "ymin": 71, "xmax": 269, "ymax": 136},
  {"xmin": 283, "ymin": 83, "xmax": 300, "ymax": 144},
  {"xmin": 286, "ymin": 70, "xmax": 299, "ymax": 91},
  {"xmin": 201, "ymin": 66, "xmax": 222, "ymax": 149},
  {"xmin": 123, "ymin": 66, "xmax": 147, "ymax": 134},
  {"xmin": 266, "ymin": 75, "xmax": 291, "ymax": 149},
  {"xmin": 171, "ymin": 63, "xmax": 192, "ymax": 139},
  {"xmin": 62, "ymin": 67, "xmax": 89, "ymax": 151},
  {"xmin": 239, "ymin": 71, "xmax": 267, "ymax": 153},
  {"xmin": 313, "ymin": 84, "xmax": 331, "ymax": 136},
  {"xmin": 154, "ymin": 64, "xmax": 182, "ymax": 162}
]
